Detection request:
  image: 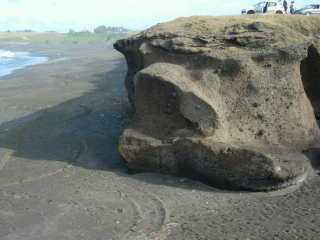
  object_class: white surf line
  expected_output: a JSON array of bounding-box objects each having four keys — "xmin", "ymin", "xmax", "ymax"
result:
[{"xmin": 0, "ymin": 49, "xmax": 48, "ymax": 78}]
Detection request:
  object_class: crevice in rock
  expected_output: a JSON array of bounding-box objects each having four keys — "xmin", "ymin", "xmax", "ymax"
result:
[
  {"xmin": 114, "ymin": 40, "xmax": 144, "ymax": 109},
  {"xmin": 300, "ymin": 45, "xmax": 320, "ymax": 127},
  {"xmin": 124, "ymin": 49, "xmax": 144, "ymax": 108}
]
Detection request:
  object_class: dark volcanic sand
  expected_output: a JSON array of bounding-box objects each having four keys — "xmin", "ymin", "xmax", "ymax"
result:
[{"xmin": 0, "ymin": 43, "xmax": 319, "ymax": 240}]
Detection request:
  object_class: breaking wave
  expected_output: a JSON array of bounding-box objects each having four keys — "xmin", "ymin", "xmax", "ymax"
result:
[{"xmin": 0, "ymin": 49, "xmax": 48, "ymax": 78}]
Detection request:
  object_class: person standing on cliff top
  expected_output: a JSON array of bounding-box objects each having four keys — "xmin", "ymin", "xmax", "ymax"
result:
[
  {"xmin": 263, "ymin": 2, "xmax": 268, "ymax": 13},
  {"xmin": 283, "ymin": 0, "xmax": 288, "ymax": 13},
  {"xmin": 290, "ymin": 1, "xmax": 295, "ymax": 14}
]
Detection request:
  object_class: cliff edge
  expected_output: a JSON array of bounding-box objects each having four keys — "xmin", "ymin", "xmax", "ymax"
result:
[{"xmin": 114, "ymin": 15, "xmax": 320, "ymax": 191}]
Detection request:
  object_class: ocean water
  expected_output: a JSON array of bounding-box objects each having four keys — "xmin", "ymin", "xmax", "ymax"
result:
[{"xmin": 0, "ymin": 49, "xmax": 48, "ymax": 78}]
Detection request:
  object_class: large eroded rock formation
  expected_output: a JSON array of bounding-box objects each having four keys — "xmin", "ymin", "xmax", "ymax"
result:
[{"xmin": 114, "ymin": 16, "xmax": 320, "ymax": 191}]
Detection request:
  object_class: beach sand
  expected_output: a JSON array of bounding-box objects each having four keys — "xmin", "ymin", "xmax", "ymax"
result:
[{"xmin": 0, "ymin": 43, "xmax": 319, "ymax": 240}]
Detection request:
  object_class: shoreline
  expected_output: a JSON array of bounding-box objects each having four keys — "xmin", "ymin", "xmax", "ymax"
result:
[{"xmin": 0, "ymin": 49, "xmax": 50, "ymax": 79}]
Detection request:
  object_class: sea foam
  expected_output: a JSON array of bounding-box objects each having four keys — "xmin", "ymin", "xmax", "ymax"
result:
[{"xmin": 0, "ymin": 49, "xmax": 48, "ymax": 78}]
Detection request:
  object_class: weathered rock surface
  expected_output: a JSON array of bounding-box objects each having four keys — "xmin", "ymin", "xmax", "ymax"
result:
[{"xmin": 114, "ymin": 16, "xmax": 320, "ymax": 191}]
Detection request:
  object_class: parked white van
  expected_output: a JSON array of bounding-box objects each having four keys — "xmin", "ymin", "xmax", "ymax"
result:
[{"xmin": 242, "ymin": 1, "xmax": 285, "ymax": 14}]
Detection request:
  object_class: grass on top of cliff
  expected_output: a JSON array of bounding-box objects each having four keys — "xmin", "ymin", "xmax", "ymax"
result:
[
  {"xmin": 145, "ymin": 15, "xmax": 320, "ymax": 49},
  {"xmin": 152, "ymin": 15, "xmax": 320, "ymax": 35},
  {"xmin": 0, "ymin": 31, "xmax": 131, "ymax": 45}
]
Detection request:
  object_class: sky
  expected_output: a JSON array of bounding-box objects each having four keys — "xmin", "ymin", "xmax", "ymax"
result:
[{"xmin": 0, "ymin": 0, "xmax": 317, "ymax": 32}]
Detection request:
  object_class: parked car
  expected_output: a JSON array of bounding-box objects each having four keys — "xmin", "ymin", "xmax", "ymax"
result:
[
  {"xmin": 242, "ymin": 1, "xmax": 285, "ymax": 14},
  {"xmin": 295, "ymin": 4, "xmax": 320, "ymax": 15}
]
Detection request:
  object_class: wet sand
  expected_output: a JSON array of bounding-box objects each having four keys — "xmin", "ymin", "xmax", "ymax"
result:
[{"xmin": 0, "ymin": 43, "xmax": 319, "ymax": 240}]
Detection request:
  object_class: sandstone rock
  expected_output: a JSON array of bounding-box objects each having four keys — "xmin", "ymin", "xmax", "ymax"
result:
[{"xmin": 114, "ymin": 16, "xmax": 320, "ymax": 191}]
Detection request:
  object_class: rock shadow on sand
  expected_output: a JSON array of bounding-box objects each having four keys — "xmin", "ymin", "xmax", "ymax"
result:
[{"xmin": 0, "ymin": 61, "xmax": 131, "ymax": 170}]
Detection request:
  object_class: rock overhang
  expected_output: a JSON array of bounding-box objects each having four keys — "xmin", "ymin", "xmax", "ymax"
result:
[{"xmin": 114, "ymin": 15, "xmax": 320, "ymax": 191}]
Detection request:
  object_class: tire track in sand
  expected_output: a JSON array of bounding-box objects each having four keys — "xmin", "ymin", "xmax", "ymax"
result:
[
  {"xmin": 120, "ymin": 189, "xmax": 169, "ymax": 240},
  {"xmin": 0, "ymin": 149, "xmax": 13, "ymax": 171}
]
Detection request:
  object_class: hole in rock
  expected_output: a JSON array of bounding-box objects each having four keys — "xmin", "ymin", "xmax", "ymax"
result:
[
  {"xmin": 301, "ymin": 45, "xmax": 320, "ymax": 127},
  {"xmin": 134, "ymin": 76, "xmax": 197, "ymax": 139}
]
